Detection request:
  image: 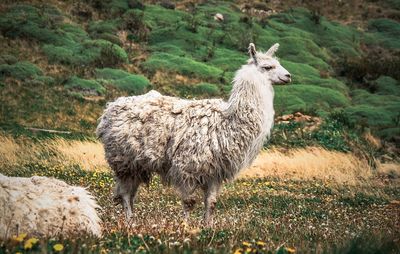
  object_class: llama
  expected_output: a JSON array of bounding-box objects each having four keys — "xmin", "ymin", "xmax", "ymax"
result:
[
  {"xmin": 97, "ymin": 43, "xmax": 291, "ymax": 225},
  {"xmin": 0, "ymin": 173, "xmax": 102, "ymax": 238}
]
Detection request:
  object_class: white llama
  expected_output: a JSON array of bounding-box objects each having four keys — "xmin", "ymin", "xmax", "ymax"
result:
[
  {"xmin": 0, "ymin": 174, "xmax": 102, "ymax": 238},
  {"xmin": 96, "ymin": 43, "xmax": 291, "ymax": 225}
]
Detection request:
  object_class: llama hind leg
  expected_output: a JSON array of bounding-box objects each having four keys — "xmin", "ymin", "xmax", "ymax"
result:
[{"xmin": 202, "ymin": 181, "xmax": 220, "ymax": 227}]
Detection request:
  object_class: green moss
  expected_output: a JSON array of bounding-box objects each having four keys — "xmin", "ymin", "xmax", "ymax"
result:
[
  {"xmin": 345, "ymin": 104, "xmax": 394, "ymax": 127},
  {"xmin": 88, "ymin": 20, "xmax": 119, "ymax": 35},
  {"xmin": 88, "ymin": 20, "xmax": 121, "ymax": 45},
  {"xmin": 95, "ymin": 68, "xmax": 151, "ymax": 94},
  {"xmin": 193, "ymin": 83, "xmax": 220, "ymax": 96},
  {"xmin": 65, "ymin": 76, "xmax": 105, "ymax": 95},
  {"xmin": 366, "ymin": 19, "xmax": 400, "ymax": 49},
  {"xmin": 373, "ymin": 76, "xmax": 399, "ymax": 96},
  {"xmin": 142, "ymin": 53, "xmax": 223, "ymax": 80},
  {"xmin": 0, "ymin": 4, "xmax": 127, "ymax": 68},
  {"xmin": 377, "ymin": 127, "xmax": 400, "ymax": 140},
  {"xmin": 43, "ymin": 39, "xmax": 127, "ymax": 67},
  {"xmin": 275, "ymin": 85, "xmax": 350, "ymax": 114},
  {"xmin": 0, "ymin": 61, "xmax": 42, "ymax": 80}
]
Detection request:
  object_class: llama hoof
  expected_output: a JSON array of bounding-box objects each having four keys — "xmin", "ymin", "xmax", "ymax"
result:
[{"xmin": 113, "ymin": 196, "xmax": 122, "ymax": 206}]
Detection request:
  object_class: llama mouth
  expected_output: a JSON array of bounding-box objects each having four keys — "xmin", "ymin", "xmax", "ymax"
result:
[{"xmin": 278, "ymin": 77, "xmax": 291, "ymax": 84}]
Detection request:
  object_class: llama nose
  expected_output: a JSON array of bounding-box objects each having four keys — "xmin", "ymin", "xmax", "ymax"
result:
[{"xmin": 285, "ymin": 74, "xmax": 291, "ymax": 78}]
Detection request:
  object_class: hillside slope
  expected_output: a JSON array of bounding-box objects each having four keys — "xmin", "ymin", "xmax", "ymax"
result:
[{"xmin": 0, "ymin": 0, "xmax": 399, "ymax": 147}]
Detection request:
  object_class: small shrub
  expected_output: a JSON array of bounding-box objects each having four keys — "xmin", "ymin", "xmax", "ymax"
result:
[
  {"xmin": 193, "ymin": 83, "xmax": 220, "ymax": 96},
  {"xmin": 95, "ymin": 68, "xmax": 151, "ymax": 94},
  {"xmin": 88, "ymin": 20, "xmax": 119, "ymax": 35},
  {"xmin": 366, "ymin": 18, "xmax": 400, "ymax": 49},
  {"xmin": 128, "ymin": 0, "xmax": 145, "ymax": 10},
  {"xmin": 372, "ymin": 76, "xmax": 400, "ymax": 96},
  {"xmin": 65, "ymin": 76, "xmax": 105, "ymax": 96},
  {"xmin": 0, "ymin": 54, "xmax": 18, "ymax": 65},
  {"xmin": 160, "ymin": 0, "xmax": 175, "ymax": 10},
  {"xmin": 0, "ymin": 61, "xmax": 42, "ymax": 80},
  {"xmin": 123, "ymin": 10, "xmax": 149, "ymax": 42},
  {"xmin": 96, "ymin": 41, "xmax": 128, "ymax": 67},
  {"xmin": 274, "ymin": 85, "xmax": 350, "ymax": 115},
  {"xmin": 142, "ymin": 53, "xmax": 223, "ymax": 80}
]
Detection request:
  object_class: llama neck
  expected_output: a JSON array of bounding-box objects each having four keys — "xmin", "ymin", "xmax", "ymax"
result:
[
  {"xmin": 224, "ymin": 64, "xmax": 275, "ymax": 168},
  {"xmin": 225, "ymin": 65, "xmax": 275, "ymax": 121}
]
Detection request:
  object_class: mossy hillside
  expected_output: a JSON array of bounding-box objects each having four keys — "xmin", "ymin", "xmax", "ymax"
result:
[
  {"xmin": 95, "ymin": 68, "xmax": 151, "ymax": 95},
  {"xmin": 0, "ymin": 1, "xmax": 398, "ymax": 142},
  {"xmin": 269, "ymin": 8, "xmax": 362, "ymax": 58},
  {"xmin": 0, "ymin": 4, "xmax": 128, "ymax": 67}
]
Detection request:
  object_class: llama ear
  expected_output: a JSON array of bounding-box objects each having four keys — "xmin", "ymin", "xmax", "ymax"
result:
[
  {"xmin": 266, "ymin": 43, "xmax": 279, "ymax": 56},
  {"xmin": 248, "ymin": 43, "xmax": 258, "ymax": 65}
]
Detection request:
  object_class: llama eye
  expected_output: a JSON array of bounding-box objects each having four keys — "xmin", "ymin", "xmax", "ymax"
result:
[{"xmin": 262, "ymin": 66, "xmax": 273, "ymax": 71}]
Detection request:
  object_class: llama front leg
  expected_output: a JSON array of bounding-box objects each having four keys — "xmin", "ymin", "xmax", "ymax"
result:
[
  {"xmin": 179, "ymin": 187, "xmax": 196, "ymax": 221},
  {"xmin": 115, "ymin": 177, "xmax": 140, "ymax": 221},
  {"xmin": 202, "ymin": 181, "xmax": 220, "ymax": 227}
]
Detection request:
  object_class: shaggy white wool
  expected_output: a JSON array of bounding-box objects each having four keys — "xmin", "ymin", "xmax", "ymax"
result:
[{"xmin": 0, "ymin": 174, "xmax": 101, "ymax": 238}]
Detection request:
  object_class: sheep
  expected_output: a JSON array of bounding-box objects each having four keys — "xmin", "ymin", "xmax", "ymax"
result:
[
  {"xmin": 96, "ymin": 43, "xmax": 291, "ymax": 226},
  {"xmin": 0, "ymin": 173, "xmax": 102, "ymax": 238}
]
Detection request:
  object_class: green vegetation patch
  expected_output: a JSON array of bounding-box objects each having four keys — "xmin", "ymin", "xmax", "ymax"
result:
[
  {"xmin": 372, "ymin": 76, "xmax": 400, "ymax": 96},
  {"xmin": 366, "ymin": 19, "xmax": 400, "ymax": 49},
  {"xmin": 0, "ymin": 61, "xmax": 42, "ymax": 80},
  {"xmin": 142, "ymin": 53, "xmax": 223, "ymax": 80},
  {"xmin": 275, "ymin": 85, "xmax": 350, "ymax": 115},
  {"xmin": 0, "ymin": 4, "xmax": 127, "ymax": 67},
  {"xmin": 95, "ymin": 68, "xmax": 151, "ymax": 94},
  {"xmin": 65, "ymin": 76, "xmax": 105, "ymax": 96},
  {"xmin": 177, "ymin": 82, "xmax": 221, "ymax": 98}
]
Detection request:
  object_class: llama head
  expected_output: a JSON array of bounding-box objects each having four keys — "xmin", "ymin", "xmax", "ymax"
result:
[{"xmin": 248, "ymin": 43, "xmax": 291, "ymax": 85}]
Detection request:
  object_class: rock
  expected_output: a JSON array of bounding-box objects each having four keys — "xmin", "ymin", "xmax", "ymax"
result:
[{"xmin": 214, "ymin": 13, "xmax": 224, "ymax": 22}]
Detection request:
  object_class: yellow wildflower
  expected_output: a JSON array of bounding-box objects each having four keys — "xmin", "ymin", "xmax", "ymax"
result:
[
  {"xmin": 53, "ymin": 243, "xmax": 64, "ymax": 252},
  {"xmin": 242, "ymin": 241, "xmax": 251, "ymax": 247},
  {"xmin": 285, "ymin": 247, "xmax": 296, "ymax": 253},
  {"xmin": 245, "ymin": 248, "xmax": 252, "ymax": 253},
  {"xmin": 233, "ymin": 248, "xmax": 243, "ymax": 254},
  {"xmin": 24, "ymin": 237, "xmax": 39, "ymax": 249},
  {"xmin": 256, "ymin": 241, "xmax": 266, "ymax": 246},
  {"xmin": 12, "ymin": 233, "xmax": 27, "ymax": 242}
]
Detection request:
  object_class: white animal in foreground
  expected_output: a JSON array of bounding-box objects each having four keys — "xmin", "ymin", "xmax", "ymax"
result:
[
  {"xmin": 97, "ymin": 43, "xmax": 291, "ymax": 225},
  {"xmin": 0, "ymin": 173, "xmax": 101, "ymax": 238}
]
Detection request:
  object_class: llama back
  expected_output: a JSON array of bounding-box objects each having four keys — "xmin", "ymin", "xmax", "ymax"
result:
[{"xmin": 96, "ymin": 90, "xmax": 181, "ymax": 180}]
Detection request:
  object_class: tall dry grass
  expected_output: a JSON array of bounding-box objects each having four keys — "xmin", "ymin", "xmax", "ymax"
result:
[
  {"xmin": 239, "ymin": 147, "xmax": 373, "ymax": 185},
  {"xmin": 0, "ymin": 134, "xmax": 389, "ymax": 184},
  {"xmin": 0, "ymin": 134, "xmax": 107, "ymax": 171}
]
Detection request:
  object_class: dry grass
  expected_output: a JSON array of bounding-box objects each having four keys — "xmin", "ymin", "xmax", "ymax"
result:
[
  {"xmin": 47, "ymin": 138, "xmax": 108, "ymax": 170},
  {"xmin": 0, "ymin": 134, "xmax": 107, "ymax": 171},
  {"xmin": 0, "ymin": 135, "xmax": 28, "ymax": 167},
  {"xmin": 239, "ymin": 147, "xmax": 373, "ymax": 185},
  {"xmin": 0, "ymin": 134, "xmax": 385, "ymax": 185}
]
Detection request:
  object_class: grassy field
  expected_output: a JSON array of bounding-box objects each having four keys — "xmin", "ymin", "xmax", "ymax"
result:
[
  {"xmin": 1, "ymin": 135, "xmax": 399, "ymax": 253},
  {"xmin": 0, "ymin": 0, "xmax": 399, "ymax": 253}
]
